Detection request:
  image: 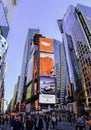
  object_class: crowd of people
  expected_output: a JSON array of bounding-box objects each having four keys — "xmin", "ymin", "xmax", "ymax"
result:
[
  {"xmin": 0, "ymin": 113, "xmax": 61, "ymax": 130},
  {"xmin": 0, "ymin": 112, "xmax": 91, "ymax": 130}
]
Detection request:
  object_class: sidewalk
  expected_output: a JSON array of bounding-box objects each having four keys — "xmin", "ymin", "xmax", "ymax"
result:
[
  {"xmin": 58, "ymin": 121, "xmax": 75, "ymax": 130},
  {"xmin": 48, "ymin": 121, "xmax": 89, "ymax": 130}
]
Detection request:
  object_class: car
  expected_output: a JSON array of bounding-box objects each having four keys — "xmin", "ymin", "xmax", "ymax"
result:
[{"xmin": 41, "ymin": 85, "xmax": 53, "ymax": 92}]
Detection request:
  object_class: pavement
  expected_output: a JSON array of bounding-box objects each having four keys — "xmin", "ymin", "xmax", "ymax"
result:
[
  {"xmin": 48, "ymin": 121, "xmax": 89, "ymax": 130},
  {"xmin": 48, "ymin": 121, "xmax": 76, "ymax": 130}
]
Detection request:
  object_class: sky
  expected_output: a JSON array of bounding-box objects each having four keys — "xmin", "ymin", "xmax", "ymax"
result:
[{"xmin": 4, "ymin": 0, "xmax": 91, "ymax": 105}]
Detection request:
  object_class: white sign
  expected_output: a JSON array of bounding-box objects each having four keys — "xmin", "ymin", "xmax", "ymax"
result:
[
  {"xmin": 39, "ymin": 94, "xmax": 55, "ymax": 104},
  {"xmin": 0, "ymin": 35, "xmax": 8, "ymax": 59},
  {"xmin": 26, "ymin": 103, "xmax": 31, "ymax": 112}
]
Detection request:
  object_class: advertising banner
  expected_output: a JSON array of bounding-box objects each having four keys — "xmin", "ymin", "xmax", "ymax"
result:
[
  {"xmin": 40, "ymin": 52, "xmax": 55, "ymax": 77},
  {"xmin": 40, "ymin": 76, "xmax": 55, "ymax": 94},
  {"xmin": 39, "ymin": 37, "xmax": 53, "ymax": 52},
  {"xmin": 26, "ymin": 103, "xmax": 31, "ymax": 112},
  {"xmin": 39, "ymin": 94, "xmax": 55, "ymax": 104},
  {"xmin": 26, "ymin": 56, "xmax": 34, "ymax": 85},
  {"xmin": 34, "ymin": 53, "xmax": 38, "ymax": 79},
  {"xmin": 26, "ymin": 83, "xmax": 32, "ymax": 100}
]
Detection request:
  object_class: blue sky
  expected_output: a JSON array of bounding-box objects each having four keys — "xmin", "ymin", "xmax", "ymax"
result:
[{"xmin": 4, "ymin": 0, "xmax": 91, "ymax": 104}]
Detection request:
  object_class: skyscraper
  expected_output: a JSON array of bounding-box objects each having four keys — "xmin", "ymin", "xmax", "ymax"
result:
[
  {"xmin": 17, "ymin": 28, "xmax": 40, "ymax": 103},
  {"xmin": 58, "ymin": 4, "xmax": 91, "ymax": 112},
  {"xmin": 0, "ymin": 1, "xmax": 9, "ymax": 113},
  {"xmin": 0, "ymin": 0, "xmax": 18, "ymax": 113},
  {"xmin": 2, "ymin": 0, "xmax": 18, "ymax": 25},
  {"xmin": 53, "ymin": 39, "xmax": 68, "ymax": 105}
]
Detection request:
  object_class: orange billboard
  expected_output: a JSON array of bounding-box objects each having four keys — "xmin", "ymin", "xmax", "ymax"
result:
[
  {"xmin": 39, "ymin": 38, "xmax": 53, "ymax": 52},
  {"xmin": 40, "ymin": 53, "xmax": 55, "ymax": 76}
]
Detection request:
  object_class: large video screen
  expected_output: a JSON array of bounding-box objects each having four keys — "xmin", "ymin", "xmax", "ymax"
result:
[
  {"xmin": 26, "ymin": 56, "xmax": 34, "ymax": 85},
  {"xmin": 39, "ymin": 38, "xmax": 53, "ymax": 52},
  {"xmin": 40, "ymin": 76, "xmax": 55, "ymax": 94},
  {"xmin": 26, "ymin": 83, "xmax": 32, "ymax": 100},
  {"xmin": 40, "ymin": 52, "xmax": 55, "ymax": 77}
]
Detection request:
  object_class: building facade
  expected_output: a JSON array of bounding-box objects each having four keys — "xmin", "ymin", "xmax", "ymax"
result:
[
  {"xmin": 0, "ymin": 0, "xmax": 18, "ymax": 113},
  {"xmin": 0, "ymin": 1, "xmax": 9, "ymax": 113},
  {"xmin": 2, "ymin": 0, "xmax": 18, "ymax": 25},
  {"xmin": 53, "ymin": 39, "xmax": 68, "ymax": 106},
  {"xmin": 58, "ymin": 4, "xmax": 91, "ymax": 112},
  {"xmin": 17, "ymin": 29, "xmax": 40, "ymax": 104}
]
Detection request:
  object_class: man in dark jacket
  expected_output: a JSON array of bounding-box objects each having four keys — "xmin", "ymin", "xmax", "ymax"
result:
[
  {"xmin": 26, "ymin": 115, "xmax": 33, "ymax": 130},
  {"xmin": 14, "ymin": 117, "xmax": 23, "ymax": 130},
  {"xmin": 34, "ymin": 114, "xmax": 44, "ymax": 130}
]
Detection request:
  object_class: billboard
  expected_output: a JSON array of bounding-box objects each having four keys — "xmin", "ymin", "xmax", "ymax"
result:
[
  {"xmin": 26, "ymin": 83, "xmax": 32, "ymax": 100},
  {"xmin": 39, "ymin": 38, "xmax": 53, "ymax": 52},
  {"xmin": 40, "ymin": 76, "xmax": 55, "ymax": 94},
  {"xmin": 39, "ymin": 94, "xmax": 55, "ymax": 104},
  {"xmin": 40, "ymin": 52, "xmax": 55, "ymax": 77},
  {"xmin": 26, "ymin": 56, "xmax": 34, "ymax": 85},
  {"xmin": 68, "ymin": 83, "xmax": 74, "ymax": 97},
  {"xmin": 34, "ymin": 53, "xmax": 38, "ymax": 79},
  {"xmin": 39, "ymin": 76, "xmax": 56, "ymax": 104}
]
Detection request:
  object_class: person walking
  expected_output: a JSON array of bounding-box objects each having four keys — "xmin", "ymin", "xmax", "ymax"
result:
[
  {"xmin": 87, "ymin": 119, "xmax": 91, "ymax": 130},
  {"xmin": 34, "ymin": 114, "xmax": 44, "ymax": 130},
  {"xmin": 51, "ymin": 115, "xmax": 56, "ymax": 129},
  {"xmin": 26, "ymin": 115, "xmax": 33, "ymax": 130},
  {"xmin": 10, "ymin": 116, "xmax": 16, "ymax": 130},
  {"xmin": 44, "ymin": 114, "xmax": 50, "ymax": 130},
  {"xmin": 76, "ymin": 115, "xmax": 85, "ymax": 130},
  {"xmin": 14, "ymin": 117, "xmax": 23, "ymax": 130}
]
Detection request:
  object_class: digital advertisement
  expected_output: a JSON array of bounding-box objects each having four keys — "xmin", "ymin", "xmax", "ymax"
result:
[
  {"xmin": 39, "ymin": 37, "xmax": 53, "ymax": 52},
  {"xmin": 40, "ymin": 52, "xmax": 55, "ymax": 77}
]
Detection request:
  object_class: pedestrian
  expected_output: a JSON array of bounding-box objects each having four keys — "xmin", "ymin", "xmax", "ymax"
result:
[
  {"xmin": 44, "ymin": 114, "xmax": 50, "ymax": 130},
  {"xmin": 26, "ymin": 115, "xmax": 33, "ymax": 130},
  {"xmin": 14, "ymin": 116, "xmax": 23, "ymax": 130},
  {"xmin": 87, "ymin": 119, "xmax": 91, "ymax": 130},
  {"xmin": 10, "ymin": 116, "xmax": 16, "ymax": 130},
  {"xmin": 76, "ymin": 115, "xmax": 85, "ymax": 130},
  {"xmin": 51, "ymin": 115, "xmax": 56, "ymax": 129},
  {"xmin": 34, "ymin": 114, "xmax": 44, "ymax": 130}
]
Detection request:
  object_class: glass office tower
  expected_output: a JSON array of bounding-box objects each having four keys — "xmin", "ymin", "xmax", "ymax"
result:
[
  {"xmin": 58, "ymin": 4, "xmax": 91, "ymax": 112},
  {"xmin": 53, "ymin": 39, "xmax": 68, "ymax": 105},
  {"xmin": 17, "ymin": 29, "xmax": 40, "ymax": 104},
  {"xmin": 0, "ymin": 1, "xmax": 9, "ymax": 113},
  {"xmin": 2, "ymin": 0, "xmax": 18, "ymax": 25}
]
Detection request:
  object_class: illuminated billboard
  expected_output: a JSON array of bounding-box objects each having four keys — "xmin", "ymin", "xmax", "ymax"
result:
[
  {"xmin": 39, "ymin": 38, "xmax": 53, "ymax": 52},
  {"xmin": 33, "ymin": 53, "xmax": 39, "ymax": 96},
  {"xmin": 39, "ymin": 94, "xmax": 55, "ymax": 104},
  {"xmin": 34, "ymin": 53, "xmax": 38, "ymax": 79},
  {"xmin": 40, "ymin": 76, "xmax": 55, "ymax": 94},
  {"xmin": 26, "ymin": 56, "xmax": 34, "ymax": 85},
  {"xmin": 40, "ymin": 52, "xmax": 55, "ymax": 77},
  {"xmin": 26, "ymin": 83, "xmax": 32, "ymax": 100}
]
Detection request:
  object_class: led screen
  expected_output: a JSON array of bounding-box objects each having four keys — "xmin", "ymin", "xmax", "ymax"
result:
[
  {"xmin": 26, "ymin": 83, "xmax": 32, "ymax": 100},
  {"xmin": 40, "ymin": 76, "xmax": 55, "ymax": 94},
  {"xmin": 39, "ymin": 37, "xmax": 53, "ymax": 52},
  {"xmin": 26, "ymin": 56, "xmax": 34, "ymax": 85},
  {"xmin": 40, "ymin": 53, "xmax": 55, "ymax": 77}
]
